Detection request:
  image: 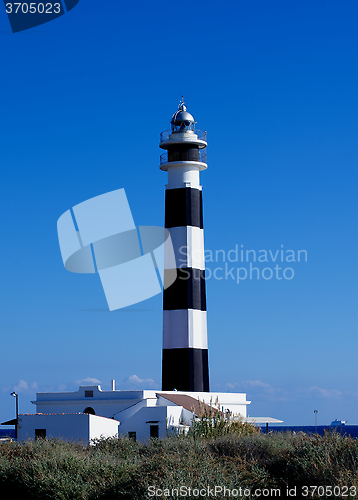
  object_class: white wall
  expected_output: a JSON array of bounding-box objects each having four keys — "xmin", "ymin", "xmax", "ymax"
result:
[
  {"xmin": 157, "ymin": 391, "xmax": 250, "ymax": 418},
  {"xmin": 18, "ymin": 413, "xmax": 119, "ymax": 444},
  {"xmin": 33, "ymin": 386, "xmax": 158, "ymax": 419},
  {"xmin": 35, "ymin": 386, "xmax": 157, "ymax": 402},
  {"xmin": 118, "ymin": 406, "xmax": 186, "ymax": 442},
  {"xmin": 118, "ymin": 406, "xmax": 167, "ymax": 442},
  {"xmin": 89, "ymin": 415, "xmax": 120, "ymax": 441},
  {"xmin": 33, "ymin": 387, "xmax": 250, "ymax": 420}
]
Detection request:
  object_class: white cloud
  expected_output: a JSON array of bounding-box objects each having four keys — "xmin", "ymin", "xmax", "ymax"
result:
[
  {"xmin": 309, "ymin": 386, "xmax": 342, "ymax": 398},
  {"xmin": 227, "ymin": 380, "xmax": 271, "ymax": 389},
  {"xmin": 75, "ymin": 377, "xmax": 101, "ymax": 385},
  {"xmin": 242, "ymin": 380, "xmax": 271, "ymax": 388},
  {"xmin": 123, "ymin": 374, "xmax": 156, "ymax": 387},
  {"xmin": 224, "ymin": 381, "xmax": 345, "ymax": 404},
  {"xmin": 5, "ymin": 380, "xmax": 39, "ymax": 394},
  {"xmin": 14, "ymin": 380, "xmax": 29, "ymax": 392},
  {"xmin": 225, "ymin": 380, "xmax": 290, "ymax": 402}
]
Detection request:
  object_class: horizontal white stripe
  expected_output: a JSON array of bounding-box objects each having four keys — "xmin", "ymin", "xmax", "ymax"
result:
[
  {"xmin": 165, "ymin": 227, "xmax": 205, "ymax": 270},
  {"xmin": 166, "ymin": 165, "xmax": 202, "ymax": 190},
  {"xmin": 163, "ymin": 310, "xmax": 208, "ymax": 349}
]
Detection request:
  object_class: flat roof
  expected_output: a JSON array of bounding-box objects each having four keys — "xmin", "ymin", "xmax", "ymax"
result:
[{"xmin": 244, "ymin": 417, "xmax": 284, "ymax": 424}]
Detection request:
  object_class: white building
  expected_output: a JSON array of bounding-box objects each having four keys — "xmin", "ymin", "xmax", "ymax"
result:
[
  {"xmin": 13, "ymin": 384, "xmax": 282, "ymax": 443},
  {"xmin": 18, "ymin": 412, "xmax": 119, "ymax": 443},
  {"xmin": 17, "ymin": 384, "xmax": 255, "ymax": 443},
  {"xmin": 32, "ymin": 385, "xmax": 250, "ymax": 418}
]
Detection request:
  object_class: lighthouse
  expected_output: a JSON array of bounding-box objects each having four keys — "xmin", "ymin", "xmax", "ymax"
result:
[
  {"xmin": 6, "ymin": 102, "xmax": 282, "ymax": 444},
  {"xmin": 160, "ymin": 99, "xmax": 209, "ymax": 392}
]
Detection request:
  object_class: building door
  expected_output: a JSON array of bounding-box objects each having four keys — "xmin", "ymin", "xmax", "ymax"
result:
[
  {"xmin": 150, "ymin": 425, "xmax": 159, "ymax": 439},
  {"xmin": 83, "ymin": 407, "xmax": 95, "ymax": 415},
  {"xmin": 35, "ymin": 429, "xmax": 46, "ymax": 440}
]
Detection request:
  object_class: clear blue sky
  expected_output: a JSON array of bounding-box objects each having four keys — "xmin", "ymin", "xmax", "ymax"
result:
[{"xmin": 0, "ymin": 0, "xmax": 357, "ymax": 426}]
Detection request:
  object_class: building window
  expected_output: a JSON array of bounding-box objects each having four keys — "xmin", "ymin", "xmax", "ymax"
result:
[
  {"xmin": 35, "ymin": 429, "xmax": 46, "ymax": 440},
  {"xmin": 85, "ymin": 390, "xmax": 93, "ymax": 397},
  {"xmin": 83, "ymin": 407, "xmax": 95, "ymax": 415},
  {"xmin": 128, "ymin": 432, "xmax": 136, "ymax": 441},
  {"xmin": 150, "ymin": 425, "xmax": 159, "ymax": 439}
]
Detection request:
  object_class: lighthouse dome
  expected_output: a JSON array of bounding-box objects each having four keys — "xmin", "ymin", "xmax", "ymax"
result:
[
  {"xmin": 170, "ymin": 99, "xmax": 196, "ymax": 132},
  {"xmin": 171, "ymin": 108, "xmax": 195, "ymax": 125}
]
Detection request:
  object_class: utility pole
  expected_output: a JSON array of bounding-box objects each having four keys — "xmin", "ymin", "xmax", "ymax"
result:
[
  {"xmin": 314, "ymin": 409, "xmax": 318, "ymax": 433},
  {"xmin": 10, "ymin": 392, "xmax": 18, "ymax": 439}
]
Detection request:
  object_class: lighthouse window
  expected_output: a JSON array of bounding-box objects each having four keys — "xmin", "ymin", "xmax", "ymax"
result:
[{"xmin": 85, "ymin": 390, "xmax": 93, "ymax": 397}]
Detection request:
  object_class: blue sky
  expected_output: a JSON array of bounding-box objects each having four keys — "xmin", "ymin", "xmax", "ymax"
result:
[{"xmin": 0, "ymin": 0, "xmax": 357, "ymax": 426}]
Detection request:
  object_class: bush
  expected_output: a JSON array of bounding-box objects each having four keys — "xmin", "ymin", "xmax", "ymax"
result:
[
  {"xmin": 189, "ymin": 400, "xmax": 260, "ymax": 439},
  {"xmin": 0, "ymin": 431, "xmax": 357, "ymax": 499}
]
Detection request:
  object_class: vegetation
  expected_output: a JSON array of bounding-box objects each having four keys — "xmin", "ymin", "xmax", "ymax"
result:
[
  {"xmin": 188, "ymin": 401, "xmax": 260, "ymax": 439},
  {"xmin": 0, "ymin": 422, "xmax": 358, "ymax": 499}
]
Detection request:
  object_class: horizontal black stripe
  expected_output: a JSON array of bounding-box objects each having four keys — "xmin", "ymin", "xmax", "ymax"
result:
[
  {"xmin": 163, "ymin": 268, "xmax": 206, "ymax": 311},
  {"xmin": 167, "ymin": 145, "xmax": 200, "ymax": 163},
  {"xmin": 162, "ymin": 348, "xmax": 209, "ymax": 392},
  {"xmin": 165, "ymin": 188, "xmax": 203, "ymax": 229}
]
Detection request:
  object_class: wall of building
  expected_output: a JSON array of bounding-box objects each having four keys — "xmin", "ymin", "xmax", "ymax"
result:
[
  {"xmin": 118, "ymin": 406, "xmax": 183, "ymax": 442},
  {"xmin": 89, "ymin": 415, "xmax": 120, "ymax": 442},
  {"xmin": 156, "ymin": 391, "xmax": 250, "ymax": 417},
  {"xmin": 33, "ymin": 386, "xmax": 158, "ymax": 419},
  {"xmin": 33, "ymin": 387, "xmax": 250, "ymax": 420},
  {"xmin": 35, "ymin": 386, "xmax": 157, "ymax": 403},
  {"xmin": 18, "ymin": 413, "xmax": 119, "ymax": 444},
  {"xmin": 198, "ymin": 392, "xmax": 250, "ymax": 417}
]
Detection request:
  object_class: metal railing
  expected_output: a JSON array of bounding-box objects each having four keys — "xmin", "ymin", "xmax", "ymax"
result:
[
  {"xmin": 160, "ymin": 150, "xmax": 207, "ymax": 166},
  {"xmin": 160, "ymin": 129, "xmax": 207, "ymax": 143}
]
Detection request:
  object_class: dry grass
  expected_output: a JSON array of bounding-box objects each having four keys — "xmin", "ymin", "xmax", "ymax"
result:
[{"xmin": 0, "ymin": 428, "xmax": 357, "ymax": 499}]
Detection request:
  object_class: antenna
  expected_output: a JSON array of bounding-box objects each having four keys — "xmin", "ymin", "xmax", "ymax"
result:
[{"xmin": 179, "ymin": 95, "xmax": 185, "ymax": 109}]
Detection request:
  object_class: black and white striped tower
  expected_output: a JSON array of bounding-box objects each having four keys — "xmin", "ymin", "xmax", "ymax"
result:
[{"xmin": 160, "ymin": 99, "xmax": 209, "ymax": 392}]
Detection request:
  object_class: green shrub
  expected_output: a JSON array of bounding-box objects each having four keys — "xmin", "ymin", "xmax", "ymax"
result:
[
  {"xmin": 189, "ymin": 400, "xmax": 260, "ymax": 439},
  {"xmin": 0, "ymin": 430, "xmax": 357, "ymax": 499}
]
